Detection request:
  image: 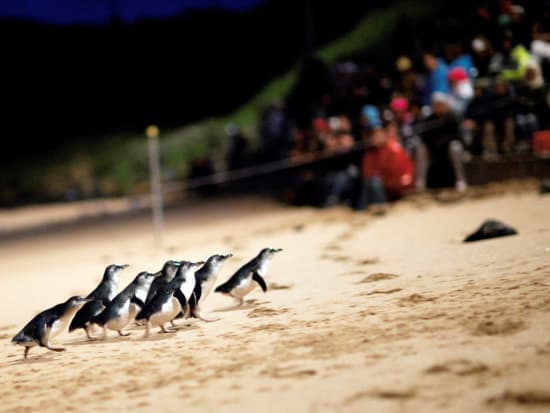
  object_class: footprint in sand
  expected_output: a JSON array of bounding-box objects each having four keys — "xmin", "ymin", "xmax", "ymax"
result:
[
  {"xmin": 486, "ymin": 390, "xmax": 550, "ymax": 406},
  {"xmin": 358, "ymin": 273, "xmax": 399, "ymax": 283},
  {"xmin": 358, "ymin": 288, "xmax": 402, "ymax": 297},
  {"xmin": 424, "ymin": 359, "xmax": 488, "ymax": 376},
  {"xmin": 268, "ymin": 282, "xmax": 293, "ymax": 290},
  {"xmin": 320, "ymin": 254, "xmax": 353, "ymax": 263},
  {"xmin": 261, "ymin": 366, "xmax": 317, "ymax": 379},
  {"xmin": 345, "ymin": 388, "xmax": 415, "ymax": 405},
  {"xmin": 356, "ymin": 257, "xmax": 381, "ymax": 266},
  {"xmin": 398, "ymin": 293, "xmax": 438, "ymax": 306},
  {"xmin": 247, "ymin": 323, "xmax": 287, "ymax": 333},
  {"xmin": 473, "ymin": 318, "xmax": 526, "ymax": 336},
  {"xmin": 247, "ymin": 307, "xmax": 289, "ymax": 318}
]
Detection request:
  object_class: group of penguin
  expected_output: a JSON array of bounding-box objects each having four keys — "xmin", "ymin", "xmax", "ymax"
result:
[{"xmin": 12, "ymin": 247, "xmax": 283, "ymax": 360}]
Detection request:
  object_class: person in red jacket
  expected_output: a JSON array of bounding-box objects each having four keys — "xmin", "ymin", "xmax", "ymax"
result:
[{"xmin": 356, "ymin": 123, "xmax": 415, "ymax": 211}]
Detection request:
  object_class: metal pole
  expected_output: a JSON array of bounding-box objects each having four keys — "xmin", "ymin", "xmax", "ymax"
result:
[{"xmin": 146, "ymin": 125, "xmax": 163, "ymax": 248}]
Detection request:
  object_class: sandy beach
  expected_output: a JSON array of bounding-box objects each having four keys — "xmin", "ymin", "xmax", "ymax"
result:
[{"xmin": 1, "ymin": 183, "xmax": 549, "ymax": 413}]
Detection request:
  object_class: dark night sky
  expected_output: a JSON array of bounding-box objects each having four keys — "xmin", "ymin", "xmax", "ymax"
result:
[{"xmin": 0, "ymin": 0, "xmax": 264, "ymax": 25}]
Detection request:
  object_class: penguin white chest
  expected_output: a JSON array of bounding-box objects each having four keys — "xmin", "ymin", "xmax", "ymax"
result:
[
  {"xmin": 201, "ymin": 277, "xmax": 217, "ymax": 302},
  {"xmin": 106, "ymin": 301, "xmax": 130, "ymax": 331},
  {"xmin": 257, "ymin": 261, "xmax": 269, "ymax": 277},
  {"xmin": 180, "ymin": 278, "xmax": 196, "ymax": 301},
  {"xmin": 50, "ymin": 312, "xmax": 73, "ymax": 339},
  {"xmin": 134, "ymin": 286, "xmax": 149, "ymax": 303},
  {"xmin": 150, "ymin": 297, "xmax": 181, "ymax": 327},
  {"xmin": 232, "ymin": 276, "xmax": 256, "ymax": 298}
]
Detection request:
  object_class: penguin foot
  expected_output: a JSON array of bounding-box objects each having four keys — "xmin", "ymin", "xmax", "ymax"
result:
[
  {"xmin": 46, "ymin": 345, "xmax": 65, "ymax": 352},
  {"xmin": 85, "ymin": 327, "xmax": 95, "ymax": 340},
  {"xmin": 118, "ymin": 331, "xmax": 131, "ymax": 337},
  {"xmin": 23, "ymin": 347, "xmax": 30, "ymax": 360},
  {"xmin": 160, "ymin": 325, "xmax": 176, "ymax": 334}
]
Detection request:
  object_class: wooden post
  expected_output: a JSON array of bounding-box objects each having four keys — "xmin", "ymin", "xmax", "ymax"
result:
[{"xmin": 146, "ymin": 125, "xmax": 163, "ymax": 248}]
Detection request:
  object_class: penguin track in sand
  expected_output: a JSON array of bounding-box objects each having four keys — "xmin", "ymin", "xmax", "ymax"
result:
[
  {"xmin": 486, "ymin": 390, "xmax": 550, "ymax": 406},
  {"xmin": 358, "ymin": 273, "xmax": 399, "ymax": 283},
  {"xmin": 424, "ymin": 359, "xmax": 489, "ymax": 376},
  {"xmin": 247, "ymin": 307, "xmax": 289, "ymax": 318},
  {"xmin": 472, "ymin": 318, "xmax": 526, "ymax": 336}
]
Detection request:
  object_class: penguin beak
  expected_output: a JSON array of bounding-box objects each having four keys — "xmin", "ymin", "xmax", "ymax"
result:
[
  {"xmin": 195, "ymin": 261, "xmax": 205, "ymax": 267},
  {"xmin": 272, "ymin": 248, "xmax": 283, "ymax": 253},
  {"xmin": 223, "ymin": 253, "xmax": 233, "ymax": 260},
  {"xmin": 118, "ymin": 264, "xmax": 130, "ymax": 270}
]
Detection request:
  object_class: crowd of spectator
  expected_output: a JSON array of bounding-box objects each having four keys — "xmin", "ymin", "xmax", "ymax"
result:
[{"xmin": 195, "ymin": 1, "xmax": 550, "ymax": 211}]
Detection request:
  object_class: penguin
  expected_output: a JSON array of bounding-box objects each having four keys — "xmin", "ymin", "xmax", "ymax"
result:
[
  {"xmin": 136, "ymin": 260, "xmax": 203, "ymax": 337},
  {"xmin": 189, "ymin": 253, "xmax": 233, "ymax": 321},
  {"xmin": 215, "ymin": 248, "xmax": 282, "ymax": 307},
  {"xmin": 89, "ymin": 271, "xmax": 155, "ymax": 338},
  {"xmin": 145, "ymin": 260, "xmax": 180, "ymax": 304},
  {"xmin": 69, "ymin": 264, "xmax": 128, "ymax": 339},
  {"xmin": 12, "ymin": 296, "xmax": 92, "ymax": 360}
]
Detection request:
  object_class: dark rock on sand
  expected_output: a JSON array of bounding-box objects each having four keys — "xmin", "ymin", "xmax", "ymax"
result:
[{"xmin": 464, "ymin": 220, "xmax": 518, "ymax": 243}]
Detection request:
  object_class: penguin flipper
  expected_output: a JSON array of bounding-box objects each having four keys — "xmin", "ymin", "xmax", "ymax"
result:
[
  {"xmin": 131, "ymin": 296, "xmax": 145, "ymax": 309},
  {"xmin": 69, "ymin": 300, "xmax": 104, "ymax": 332},
  {"xmin": 252, "ymin": 272, "xmax": 267, "ymax": 292},
  {"xmin": 174, "ymin": 288, "xmax": 187, "ymax": 310},
  {"xmin": 189, "ymin": 283, "xmax": 202, "ymax": 317}
]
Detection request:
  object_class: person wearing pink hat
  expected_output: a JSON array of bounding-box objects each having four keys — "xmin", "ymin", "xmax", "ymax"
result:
[{"xmin": 447, "ymin": 67, "xmax": 473, "ymax": 115}]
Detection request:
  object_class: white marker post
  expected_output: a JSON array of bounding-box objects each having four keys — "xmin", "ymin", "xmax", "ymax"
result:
[{"xmin": 146, "ymin": 125, "xmax": 164, "ymax": 248}]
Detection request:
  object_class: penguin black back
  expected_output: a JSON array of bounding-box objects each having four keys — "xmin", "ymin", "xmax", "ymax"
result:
[
  {"xmin": 12, "ymin": 296, "xmax": 91, "ymax": 359},
  {"xmin": 90, "ymin": 271, "xmax": 153, "ymax": 327},
  {"xmin": 215, "ymin": 248, "xmax": 281, "ymax": 293},
  {"xmin": 146, "ymin": 260, "xmax": 180, "ymax": 304},
  {"xmin": 137, "ymin": 261, "xmax": 196, "ymax": 321},
  {"xmin": 69, "ymin": 264, "xmax": 127, "ymax": 334}
]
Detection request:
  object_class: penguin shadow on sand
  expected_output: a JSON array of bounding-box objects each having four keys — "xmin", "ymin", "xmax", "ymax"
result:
[
  {"xmin": 1, "ymin": 352, "xmax": 60, "ymax": 367},
  {"xmin": 134, "ymin": 323, "xmax": 200, "ymax": 342},
  {"xmin": 65, "ymin": 334, "xmax": 133, "ymax": 346},
  {"xmin": 214, "ymin": 298, "xmax": 268, "ymax": 312}
]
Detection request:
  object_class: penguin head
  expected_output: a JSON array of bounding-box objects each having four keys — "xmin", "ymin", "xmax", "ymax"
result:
[
  {"xmin": 260, "ymin": 248, "xmax": 283, "ymax": 259},
  {"xmin": 104, "ymin": 264, "xmax": 129, "ymax": 281},
  {"xmin": 208, "ymin": 253, "xmax": 233, "ymax": 264},
  {"xmin": 134, "ymin": 271, "xmax": 155, "ymax": 286},
  {"xmin": 160, "ymin": 260, "xmax": 181, "ymax": 279},
  {"xmin": 174, "ymin": 260, "xmax": 205, "ymax": 282},
  {"xmin": 66, "ymin": 295, "xmax": 93, "ymax": 308}
]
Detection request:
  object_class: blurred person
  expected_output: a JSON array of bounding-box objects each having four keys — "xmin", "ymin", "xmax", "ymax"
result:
[
  {"xmin": 390, "ymin": 97, "xmax": 425, "ymax": 180},
  {"xmin": 389, "ymin": 96, "xmax": 418, "ymax": 146},
  {"xmin": 490, "ymin": 79, "xmax": 518, "ymax": 154},
  {"xmin": 316, "ymin": 117, "xmax": 357, "ymax": 207},
  {"xmin": 464, "ymin": 81, "xmax": 492, "ymax": 156},
  {"xmin": 471, "ymin": 37, "xmax": 494, "ymax": 78},
  {"xmin": 446, "ymin": 42, "xmax": 476, "ymax": 78},
  {"xmin": 395, "ymin": 56, "xmax": 424, "ymax": 104},
  {"xmin": 422, "ymin": 51, "xmax": 450, "ymax": 107},
  {"xmin": 356, "ymin": 123, "xmax": 414, "ymax": 212},
  {"xmin": 447, "ymin": 67, "xmax": 474, "ymax": 115},
  {"xmin": 418, "ymin": 92, "xmax": 467, "ymax": 191},
  {"xmin": 259, "ymin": 100, "xmax": 293, "ymax": 162},
  {"xmin": 225, "ymin": 124, "xmax": 250, "ymax": 170},
  {"xmin": 489, "ymin": 30, "xmax": 532, "ymax": 81}
]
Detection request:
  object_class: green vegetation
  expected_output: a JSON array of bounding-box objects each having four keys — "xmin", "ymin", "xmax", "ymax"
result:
[{"xmin": 22, "ymin": 1, "xmax": 435, "ymax": 201}]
